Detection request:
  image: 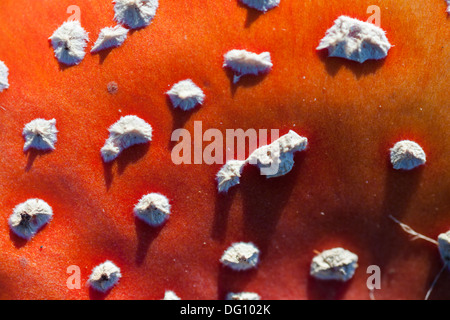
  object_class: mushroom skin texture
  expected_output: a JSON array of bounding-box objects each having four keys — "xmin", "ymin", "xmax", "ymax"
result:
[{"xmin": 0, "ymin": 0, "xmax": 449, "ymax": 300}]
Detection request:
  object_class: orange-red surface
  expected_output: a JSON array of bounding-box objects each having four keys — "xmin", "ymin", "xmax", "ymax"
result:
[{"xmin": 0, "ymin": 0, "xmax": 449, "ymax": 299}]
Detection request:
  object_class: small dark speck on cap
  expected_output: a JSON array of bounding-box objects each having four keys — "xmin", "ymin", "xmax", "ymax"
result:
[{"xmin": 107, "ymin": 81, "xmax": 119, "ymax": 94}]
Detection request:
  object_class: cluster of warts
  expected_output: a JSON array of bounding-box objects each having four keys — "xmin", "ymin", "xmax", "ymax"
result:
[
  {"xmin": 216, "ymin": 134, "xmax": 426, "ymax": 193},
  {"xmin": 1, "ymin": 0, "xmax": 446, "ymax": 299},
  {"xmin": 216, "ymin": 130, "xmax": 309, "ymax": 193},
  {"xmin": 48, "ymin": 0, "xmax": 159, "ymax": 66}
]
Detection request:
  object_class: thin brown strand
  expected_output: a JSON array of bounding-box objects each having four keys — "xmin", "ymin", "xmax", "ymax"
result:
[{"xmin": 388, "ymin": 215, "xmax": 438, "ymax": 245}]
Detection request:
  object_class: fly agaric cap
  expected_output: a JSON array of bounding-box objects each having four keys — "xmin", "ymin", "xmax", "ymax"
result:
[{"xmin": 0, "ymin": 0, "xmax": 449, "ymax": 301}]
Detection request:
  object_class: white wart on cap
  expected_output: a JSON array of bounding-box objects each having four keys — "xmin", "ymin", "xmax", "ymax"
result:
[
  {"xmin": 113, "ymin": 0, "xmax": 159, "ymax": 29},
  {"xmin": 88, "ymin": 261, "xmax": 122, "ymax": 292},
  {"xmin": 220, "ymin": 242, "xmax": 260, "ymax": 271},
  {"xmin": 216, "ymin": 160, "xmax": 246, "ymax": 193},
  {"xmin": 390, "ymin": 140, "xmax": 426, "ymax": 170},
  {"xmin": 162, "ymin": 290, "xmax": 181, "ymax": 300},
  {"xmin": 49, "ymin": 20, "xmax": 89, "ymax": 66},
  {"xmin": 239, "ymin": 0, "xmax": 280, "ymax": 12},
  {"xmin": 23, "ymin": 118, "xmax": 58, "ymax": 152},
  {"xmin": 107, "ymin": 115, "xmax": 153, "ymax": 150},
  {"xmin": 226, "ymin": 291, "xmax": 261, "ymax": 300},
  {"xmin": 223, "ymin": 49, "xmax": 272, "ymax": 83},
  {"xmin": 310, "ymin": 247, "xmax": 358, "ymax": 282},
  {"xmin": 247, "ymin": 130, "xmax": 308, "ymax": 178},
  {"xmin": 91, "ymin": 26, "xmax": 129, "ymax": 53},
  {"xmin": 134, "ymin": 193, "xmax": 171, "ymax": 226},
  {"xmin": 317, "ymin": 16, "xmax": 391, "ymax": 63},
  {"xmin": 166, "ymin": 79, "xmax": 205, "ymax": 111},
  {"xmin": 101, "ymin": 115, "xmax": 153, "ymax": 162},
  {"xmin": 0, "ymin": 60, "xmax": 9, "ymax": 92},
  {"xmin": 9, "ymin": 199, "xmax": 53, "ymax": 240},
  {"xmin": 438, "ymin": 231, "xmax": 450, "ymax": 266}
]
